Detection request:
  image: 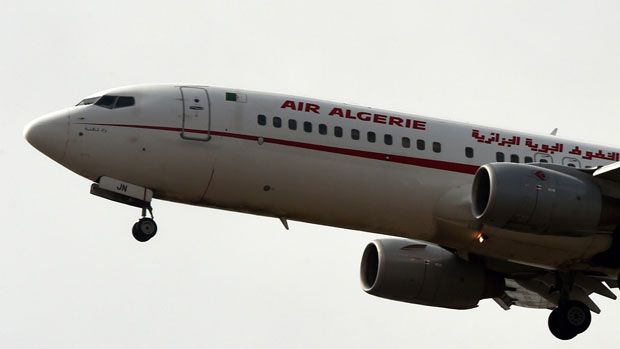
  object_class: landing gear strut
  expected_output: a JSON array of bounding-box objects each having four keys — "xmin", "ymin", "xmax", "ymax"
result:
[
  {"xmin": 132, "ymin": 205, "xmax": 158, "ymax": 242},
  {"xmin": 548, "ymin": 300, "xmax": 591, "ymax": 340}
]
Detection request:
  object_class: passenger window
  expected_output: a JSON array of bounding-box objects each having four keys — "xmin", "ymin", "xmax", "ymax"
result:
[
  {"xmin": 351, "ymin": 129, "xmax": 360, "ymax": 140},
  {"xmin": 567, "ymin": 163, "xmax": 576, "ymax": 168},
  {"xmin": 524, "ymin": 156, "xmax": 533, "ymax": 163},
  {"xmin": 510, "ymin": 154, "xmax": 519, "ymax": 163},
  {"xmin": 258, "ymin": 114, "xmax": 267, "ymax": 126},
  {"xmin": 95, "ymin": 95, "xmax": 117, "ymax": 109},
  {"xmin": 115, "ymin": 96, "xmax": 135, "ymax": 108},
  {"xmin": 288, "ymin": 119, "xmax": 297, "ymax": 130},
  {"xmin": 273, "ymin": 117, "xmax": 282, "ymax": 128},
  {"xmin": 465, "ymin": 147, "xmax": 474, "ymax": 158},
  {"xmin": 432, "ymin": 142, "xmax": 441, "ymax": 153},
  {"xmin": 303, "ymin": 122, "xmax": 312, "ymax": 133},
  {"xmin": 334, "ymin": 126, "xmax": 343, "ymax": 138},
  {"xmin": 402, "ymin": 137, "xmax": 411, "ymax": 148},
  {"xmin": 368, "ymin": 132, "xmax": 376, "ymax": 143},
  {"xmin": 539, "ymin": 158, "xmax": 548, "ymax": 163},
  {"xmin": 417, "ymin": 139, "xmax": 425, "ymax": 150},
  {"xmin": 384, "ymin": 134, "xmax": 393, "ymax": 145},
  {"xmin": 496, "ymin": 152, "xmax": 505, "ymax": 162},
  {"xmin": 319, "ymin": 124, "xmax": 327, "ymax": 135}
]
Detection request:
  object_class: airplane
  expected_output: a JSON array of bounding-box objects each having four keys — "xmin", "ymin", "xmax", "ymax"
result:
[{"xmin": 24, "ymin": 84, "xmax": 620, "ymax": 340}]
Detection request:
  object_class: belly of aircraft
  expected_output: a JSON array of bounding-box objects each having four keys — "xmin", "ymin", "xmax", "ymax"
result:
[
  {"xmin": 151, "ymin": 131, "xmax": 612, "ymax": 271},
  {"xmin": 184, "ymin": 135, "xmax": 468, "ymax": 240}
]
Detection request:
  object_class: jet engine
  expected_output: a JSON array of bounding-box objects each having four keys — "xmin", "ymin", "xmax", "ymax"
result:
[
  {"xmin": 360, "ymin": 239, "xmax": 504, "ymax": 309},
  {"xmin": 471, "ymin": 163, "xmax": 611, "ymax": 235}
]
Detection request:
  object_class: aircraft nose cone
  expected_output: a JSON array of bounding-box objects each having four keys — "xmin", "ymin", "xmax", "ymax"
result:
[{"xmin": 24, "ymin": 109, "xmax": 70, "ymax": 162}]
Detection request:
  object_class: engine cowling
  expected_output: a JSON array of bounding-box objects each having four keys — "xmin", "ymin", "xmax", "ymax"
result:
[
  {"xmin": 360, "ymin": 239, "xmax": 504, "ymax": 309},
  {"xmin": 471, "ymin": 163, "xmax": 604, "ymax": 234}
]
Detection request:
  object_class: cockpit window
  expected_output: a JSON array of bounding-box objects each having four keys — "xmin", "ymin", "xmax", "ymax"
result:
[
  {"xmin": 76, "ymin": 97, "xmax": 99, "ymax": 106},
  {"xmin": 95, "ymin": 95, "xmax": 117, "ymax": 109},
  {"xmin": 81, "ymin": 95, "xmax": 136, "ymax": 109},
  {"xmin": 115, "ymin": 96, "xmax": 135, "ymax": 108}
]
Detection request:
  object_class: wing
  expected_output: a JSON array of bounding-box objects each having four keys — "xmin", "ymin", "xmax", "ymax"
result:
[
  {"xmin": 593, "ymin": 162, "xmax": 620, "ymax": 182},
  {"xmin": 492, "ymin": 271, "xmax": 617, "ymax": 314}
]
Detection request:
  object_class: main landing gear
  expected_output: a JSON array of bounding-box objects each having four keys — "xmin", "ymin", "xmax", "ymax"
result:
[
  {"xmin": 548, "ymin": 300, "xmax": 591, "ymax": 340},
  {"xmin": 132, "ymin": 206, "xmax": 158, "ymax": 242},
  {"xmin": 546, "ymin": 272, "xmax": 592, "ymax": 340}
]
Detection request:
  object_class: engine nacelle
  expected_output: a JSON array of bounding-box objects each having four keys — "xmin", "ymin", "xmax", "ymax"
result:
[
  {"xmin": 360, "ymin": 239, "xmax": 504, "ymax": 309},
  {"xmin": 472, "ymin": 163, "xmax": 603, "ymax": 234}
]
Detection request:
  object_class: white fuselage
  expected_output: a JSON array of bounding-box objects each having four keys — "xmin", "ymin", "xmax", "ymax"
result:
[{"xmin": 26, "ymin": 84, "xmax": 620, "ymax": 273}]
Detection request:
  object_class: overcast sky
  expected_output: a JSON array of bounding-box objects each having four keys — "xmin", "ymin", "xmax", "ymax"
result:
[{"xmin": 3, "ymin": 0, "xmax": 620, "ymax": 347}]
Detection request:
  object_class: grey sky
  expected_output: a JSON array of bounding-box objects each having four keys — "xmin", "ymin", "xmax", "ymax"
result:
[{"xmin": 2, "ymin": 0, "xmax": 620, "ymax": 347}]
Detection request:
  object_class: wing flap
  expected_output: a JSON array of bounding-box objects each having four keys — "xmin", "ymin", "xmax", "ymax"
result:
[{"xmin": 495, "ymin": 274, "xmax": 616, "ymax": 314}]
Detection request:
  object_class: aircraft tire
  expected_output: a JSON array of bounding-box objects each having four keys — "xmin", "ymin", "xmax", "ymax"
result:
[
  {"xmin": 563, "ymin": 300, "xmax": 591, "ymax": 334},
  {"xmin": 132, "ymin": 218, "xmax": 157, "ymax": 242},
  {"xmin": 548, "ymin": 301, "xmax": 591, "ymax": 340}
]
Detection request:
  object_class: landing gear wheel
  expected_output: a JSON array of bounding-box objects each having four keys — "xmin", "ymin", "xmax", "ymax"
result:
[
  {"xmin": 564, "ymin": 301, "xmax": 591, "ymax": 334},
  {"xmin": 548, "ymin": 301, "xmax": 591, "ymax": 340},
  {"xmin": 132, "ymin": 217, "xmax": 158, "ymax": 242},
  {"xmin": 548, "ymin": 308, "xmax": 575, "ymax": 340}
]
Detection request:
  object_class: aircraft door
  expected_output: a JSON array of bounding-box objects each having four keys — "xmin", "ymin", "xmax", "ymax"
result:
[{"xmin": 180, "ymin": 86, "xmax": 211, "ymax": 141}]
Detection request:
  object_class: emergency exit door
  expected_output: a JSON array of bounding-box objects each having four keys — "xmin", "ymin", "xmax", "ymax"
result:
[{"xmin": 180, "ymin": 86, "xmax": 211, "ymax": 141}]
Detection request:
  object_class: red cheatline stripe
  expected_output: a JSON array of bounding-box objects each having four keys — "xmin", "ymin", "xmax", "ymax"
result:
[{"xmin": 78, "ymin": 122, "xmax": 479, "ymax": 175}]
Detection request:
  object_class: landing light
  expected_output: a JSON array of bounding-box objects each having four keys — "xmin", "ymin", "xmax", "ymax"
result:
[{"xmin": 475, "ymin": 232, "xmax": 488, "ymax": 243}]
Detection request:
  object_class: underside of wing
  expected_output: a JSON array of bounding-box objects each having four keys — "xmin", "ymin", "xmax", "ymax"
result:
[{"xmin": 493, "ymin": 272, "xmax": 617, "ymax": 314}]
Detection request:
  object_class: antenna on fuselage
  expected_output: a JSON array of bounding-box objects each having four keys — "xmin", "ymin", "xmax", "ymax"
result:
[
  {"xmin": 279, "ymin": 217, "xmax": 290, "ymax": 230},
  {"xmin": 550, "ymin": 128, "xmax": 558, "ymax": 136}
]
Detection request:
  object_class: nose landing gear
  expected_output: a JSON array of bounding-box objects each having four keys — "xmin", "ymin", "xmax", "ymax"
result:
[
  {"xmin": 132, "ymin": 206, "xmax": 158, "ymax": 242},
  {"xmin": 90, "ymin": 176, "xmax": 159, "ymax": 243}
]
